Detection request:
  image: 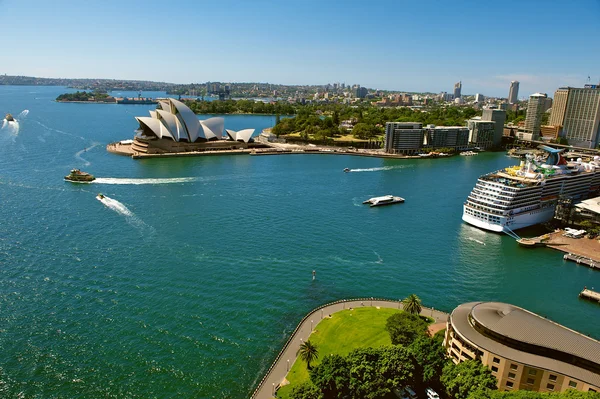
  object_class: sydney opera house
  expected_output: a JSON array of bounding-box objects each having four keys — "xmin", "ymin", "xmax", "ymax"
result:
[{"xmin": 126, "ymin": 98, "xmax": 265, "ymax": 155}]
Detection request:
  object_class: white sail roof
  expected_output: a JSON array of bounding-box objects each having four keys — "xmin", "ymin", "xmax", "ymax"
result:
[
  {"xmin": 136, "ymin": 117, "xmax": 174, "ymax": 140},
  {"xmin": 157, "ymin": 110, "xmax": 189, "ymax": 141},
  {"xmin": 226, "ymin": 128, "xmax": 256, "ymax": 143},
  {"xmin": 170, "ymin": 98, "xmax": 201, "ymax": 141},
  {"xmin": 200, "ymin": 117, "xmax": 224, "ymax": 140}
]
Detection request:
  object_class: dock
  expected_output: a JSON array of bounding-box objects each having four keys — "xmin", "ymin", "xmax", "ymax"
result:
[
  {"xmin": 563, "ymin": 253, "xmax": 600, "ymax": 270},
  {"xmin": 579, "ymin": 288, "xmax": 600, "ymax": 303}
]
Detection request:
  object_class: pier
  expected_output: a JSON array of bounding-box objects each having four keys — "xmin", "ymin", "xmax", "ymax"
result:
[
  {"xmin": 579, "ymin": 288, "xmax": 600, "ymax": 303},
  {"xmin": 564, "ymin": 253, "xmax": 600, "ymax": 270}
]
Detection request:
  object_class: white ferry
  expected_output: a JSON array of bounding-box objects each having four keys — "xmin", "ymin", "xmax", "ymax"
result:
[{"xmin": 462, "ymin": 146, "xmax": 600, "ymax": 233}]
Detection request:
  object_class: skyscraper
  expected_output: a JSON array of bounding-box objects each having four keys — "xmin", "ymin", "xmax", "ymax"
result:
[
  {"xmin": 524, "ymin": 93, "xmax": 548, "ymax": 138},
  {"xmin": 453, "ymin": 81, "xmax": 462, "ymax": 99},
  {"xmin": 549, "ymin": 87, "xmax": 569, "ymax": 127},
  {"xmin": 561, "ymin": 87, "xmax": 600, "ymax": 148},
  {"xmin": 508, "ymin": 81, "xmax": 519, "ymax": 104}
]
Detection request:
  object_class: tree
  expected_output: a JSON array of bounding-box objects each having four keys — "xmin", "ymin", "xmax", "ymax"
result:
[
  {"xmin": 402, "ymin": 294, "xmax": 422, "ymax": 315},
  {"xmin": 310, "ymin": 354, "xmax": 350, "ymax": 399},
  {"xmin": 276, "ymin": 114, "xmax": 281, "ymax": 125},
  {"xmin": 386, "ymin": 312, "xmax": 429, "ymax": 346},
  {"xmin": 346, "ymin": 347, "xmax": 391, "ymax": 399},
  {"xmin": 378, "ymin": 345, "xmax": 415, "ymax": 389},
  {"xmin": 297, "ymin": 340, "xmax": 319, "ymax": 370},
  {"xmin": 290, "ymin": 382, "xmax": 323, "ymax": 399},
  {"xmin": 408, "ymin": 335, "xmax": 448, "ymax": 389},
  {"xmin": 441, "ymin": 360, "xmax": 497, "ymax": 399},
  {"xmin": 351, "ymin": 122, "xmax": 377, "ymax": 139}
]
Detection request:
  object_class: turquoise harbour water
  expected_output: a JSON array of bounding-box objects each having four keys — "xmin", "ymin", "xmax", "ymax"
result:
[{"xmin": 0, "ymin": 86, "xmax": 599, "ymax": 398}]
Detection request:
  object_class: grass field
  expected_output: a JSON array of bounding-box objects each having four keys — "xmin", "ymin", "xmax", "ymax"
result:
[{"xmin": 277, "ymin": 307, "xmax": 401, "ymax": 398}]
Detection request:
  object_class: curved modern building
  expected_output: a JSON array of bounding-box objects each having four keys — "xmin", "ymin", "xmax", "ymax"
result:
[
  {"xmin": 126, "ymin": 98, "xmax": 263, "ymax": 155},
  {"xmin": 445, "ymin": 302, "xmax": 600, "ymax": 393},
  {"xmin": 136, "ymin": 98, "xmax": 224, "ymax": 142}
]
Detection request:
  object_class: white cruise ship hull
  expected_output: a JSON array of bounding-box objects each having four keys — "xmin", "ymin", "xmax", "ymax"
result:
[{"xmin": 462, "ymin": 204, "xmax": 556, "ymax": 233}]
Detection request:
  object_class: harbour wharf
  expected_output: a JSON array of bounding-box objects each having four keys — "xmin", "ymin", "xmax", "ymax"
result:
[
  {"xmin": 250, "ymin": 298, "xmax": 448, "ymax": 399},
  {"xmin": 579, "ymin": 288, "xmax": 600, "ymax": 303},
  {"xmin": 564, "ymin": 253, "xmax": 600, "ymax": 270},
  {"xmin": 520, "ymin": 230, "xmax": 600, "ymax": 266}
]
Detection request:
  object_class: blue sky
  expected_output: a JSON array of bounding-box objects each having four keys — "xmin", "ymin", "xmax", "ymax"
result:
[{"xmin": 1, "ymin": 0, "xmax": 599, "ymax": 98}]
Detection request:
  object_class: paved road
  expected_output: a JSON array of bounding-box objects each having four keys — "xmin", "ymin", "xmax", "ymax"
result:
[{"xmin": 251, "ymin": 298, "xmax": 449, "ymax": 399}]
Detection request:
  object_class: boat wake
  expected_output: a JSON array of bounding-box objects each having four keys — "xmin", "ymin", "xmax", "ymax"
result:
[
  {"xmin": 372, "ymin": 250, "xmax": 384, "ymax": 264},
  {"xmin": 1, "ymin": 110, "xmax": 28, "ymax": 136},
  {"xmin": 94, "ymin": 177, "xmax": 199, "ymax": 185},
  {"xmin": 467, "ymin": 237, "xmax": 486, "ymax": 246},
  {"xmin": 96, "ymin": 195, "xmax": 154, "ymax": 233},
  {"xmin": 346, "ymin": 165, "xmax": 411, "ymax": 173},
  {"xmin": 75, "ymin": 142, "xmax": 100, "ymax": 166}
]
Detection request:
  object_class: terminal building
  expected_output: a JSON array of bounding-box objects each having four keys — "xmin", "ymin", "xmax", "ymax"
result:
[{"xmin": 445, "ymin": 302, "xmax": 600, "ymax": 393}]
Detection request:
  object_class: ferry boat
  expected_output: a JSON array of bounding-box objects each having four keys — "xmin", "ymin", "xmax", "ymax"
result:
[
  {"xmin": 462, "ymin": 146, "xmax": 600, "ymax": 233},
  {"xmin": 64, "ymin": 169, "xmax": 95, "ymax": 182},
  {"xmin": 363, "ymin": 195, "xmax": 405, "ymax": 207}
]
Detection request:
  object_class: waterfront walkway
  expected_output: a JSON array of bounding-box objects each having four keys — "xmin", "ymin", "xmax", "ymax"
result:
[{"xmin": 250, "ymin": 298, "xmax": 449, "ymax": 399}]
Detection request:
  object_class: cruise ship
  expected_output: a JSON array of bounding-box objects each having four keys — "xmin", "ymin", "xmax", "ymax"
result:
[{"xmin": 463, "ymin": 146, "xmax": 600, "ymax": 233}]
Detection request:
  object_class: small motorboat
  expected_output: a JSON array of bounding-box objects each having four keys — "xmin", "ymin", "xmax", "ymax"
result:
[
  {"xmin": 64, "ymin": 169, "xmax": 95, "ymax": 182},
  {"xmin": 5, "ymin": 113, "xmax": 14, "ymax": 122},
  {"xmin": 363, "ymin": 195, "xmax": 405, "ymax": 207},
  {"xmin": 343, "ymin": 168, "xmax": 350, "ymax": 173},
  {"xmin": 97, "ymin": 193, "xmax": 105, "ymax": 200}
]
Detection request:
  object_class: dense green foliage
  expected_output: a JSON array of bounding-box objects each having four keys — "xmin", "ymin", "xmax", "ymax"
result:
[
  {"xmin": 304, "ymin": 346, "xmax": 415, "ymax": 399},
  {"xmin": 402, "ymin": 294, "xmax": 423, "ymax": 315},
  {"xmin": 185, "ymin": 99, "xmax": 295, "ymax": 115},
  {"xmin": 506, "ymin": 108, "xmax": 526, "ymax": 124},
  {"xmin": 468, "ymin": 390, "xmax": 600, "ymax": 399},
  {"xmin": 56, "ymin": 91, "xmax": 110, "ymax": 101},
  {"xmin": 385, "ymin": 312, "xmax": 429, "ymax": 346},
  {"xmin": 441, "ymin": 360, "xmax": 497, "ymax": 399},
  {"xmin": 408, "ymin": 335, "xmax": 448, "ymax": 389},
  {"xmin": 272, "ymin": 103, "xmax": 480, "ymax": 141},
  {"xmin": 290, "ymin": 382, "xmax": 324, "ymax": 399}
]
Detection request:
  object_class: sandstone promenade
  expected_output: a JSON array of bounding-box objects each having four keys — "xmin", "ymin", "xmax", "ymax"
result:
[{"xmin": 251, "ymin": 298, "xmax": 449, "ymax": 399}]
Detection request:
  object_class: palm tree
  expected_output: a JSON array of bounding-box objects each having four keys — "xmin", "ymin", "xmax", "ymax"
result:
[
  {"xmin": 297, "ymin": 340, "xmax": 319, "ymax": 370},
  {"xmin": 402, "ymin": 294, "xmax": 422, "ymax": 315}
]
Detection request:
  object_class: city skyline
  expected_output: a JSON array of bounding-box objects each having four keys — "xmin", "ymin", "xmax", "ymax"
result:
[{"xmin": 1, "ymin": 0, "xmax": 599, "ymax": 98}]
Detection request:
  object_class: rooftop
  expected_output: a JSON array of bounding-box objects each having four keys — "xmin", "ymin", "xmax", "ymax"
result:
[{"xmin": 451, "ymin": 302, "xmax": 600, "ymax": 387}]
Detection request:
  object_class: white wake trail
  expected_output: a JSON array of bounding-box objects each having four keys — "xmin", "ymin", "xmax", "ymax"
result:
[
  {"xmin": 467, "ymin": 237, "xmax": 486, "ymax": 246},
  {"xmin": 347, "ymin": 165, "xmax": 410, "ymax": 173},
  {"xmin": 94, "ymin": 177, "xmax": 199, "ymax": 185},
  {"xmin": 75, "ymin": 142, "xmax": 100, "ymax": 166},
  {"xmin": 96, "ymin": 195, "xmax": 154, "ymax": 233}
]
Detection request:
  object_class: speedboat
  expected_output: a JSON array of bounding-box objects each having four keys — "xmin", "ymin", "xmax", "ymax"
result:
[
  {"xmin": 97, "ymin": 193, "xmax": 105, "ymax": 200},
  {"xmin": 343, "ymin": 168, "xmax": 350, "ymax": 173},
  {"xmin": 5, "ymin": 113, "xmax": 14, "ymax": 122},
  {"xmin": 363, "ymin": 195, "xmax": 405, "ymax": 207},
  {"xmin": 64, "ymin": 169, "xmax": 95, "ymax": 182}
]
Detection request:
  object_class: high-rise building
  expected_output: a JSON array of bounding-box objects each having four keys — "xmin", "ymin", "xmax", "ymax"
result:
[
  {"xmin": 385, "ymin": 122, "xmax": 424, "ymax": 154},
  {"xmin": 562, "ymin": 87, "xmax": 600, "ymax": 148},
  {"xmin": 508, "ymin": 81, "xmax": 519, "ymax": 104},
  {"xmin": 475, "ymin": 93, "xmax": 484, "ymax": 103},
  {"xmin": 523, "ymin": 93, "xmax": 548, "ymax": 139},
  {"xmin": 454, "ymin": 81, "xmax": 462, "ymax": 99},
  {"xmin": 468, "ymin": 119, "xmax": 496, "ymax": 149},
  {"xmin": 549, "ymin": 87, "xmax": 569, "ymax": 127},
  {"xmin": 481, "ymin": 108, "xmax": 507, "ymax": 147},
  {"xmin": 355, "ymin": 86, "xmax": 368, "ymax": 98}
]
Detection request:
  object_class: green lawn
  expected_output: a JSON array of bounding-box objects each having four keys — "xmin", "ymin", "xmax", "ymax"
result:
[{"xmin": 277, "ymin": 307, "xmax": 401, "ymax": 398}]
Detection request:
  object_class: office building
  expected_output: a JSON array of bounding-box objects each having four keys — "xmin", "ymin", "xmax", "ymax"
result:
[
  {"xmin": 454, "ymin": 81, "xmax": 462, "ymax": 99},
  {"xmin": 384, "ymin": 122, "xmax": 424, "ymax": 154},
  {"xmin": 562, "ymin": 87, "xmax": 600, "ymax": 148},
  {"xmin": 481, "ymin": 108, "xmax": 507, "ymax": 147},
  {"xmin": 445, "ymin": 302, "xmax": 600, "ymax": 393},
  {"xmin": 523, "ymin": 93, "xmax": 548, "ymax": 139},
  {"xmin": 468, "ymin": 119, "xmax": 496, "ymax": 149},
  {"xmin": 355, "ymin": 86, "xmax": 368, "ymax": 99},
  {"xmin": 508, "ymin": 81, "xmax": 519, "ymax": 104},
  {"xmin": 475, "ymin": 93, "xmax": 484, "ymax": 103}
]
